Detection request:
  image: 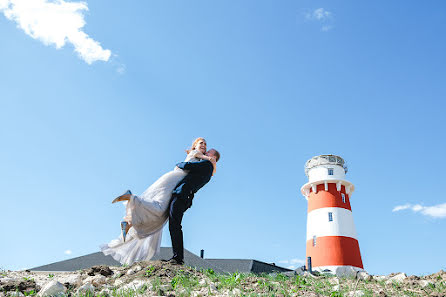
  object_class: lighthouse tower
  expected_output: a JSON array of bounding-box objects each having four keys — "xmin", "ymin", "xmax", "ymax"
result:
[{"xmin": 301, "ymin": 155, "xmax": 363, "ymax": 276}]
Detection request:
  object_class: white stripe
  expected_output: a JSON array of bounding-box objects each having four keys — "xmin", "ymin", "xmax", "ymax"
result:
[{"xmin": 306, "ymin": 207, "xmax": 357, "ymax": 241}]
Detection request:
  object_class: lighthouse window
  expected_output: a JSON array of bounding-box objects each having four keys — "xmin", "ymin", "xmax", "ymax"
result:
[
  {"xmin": 313, "ymin": 236, "xmax": 317, "ymax": 246},
  {"xmin": 328, "ymin": 212, "xmax": 333, "ymax": 222},
  {"xmin": 328, "ymin": 168, "xmax": 334, "ymax": 175},
  {"xmin": 341, "ymin": 193, "xmax": 346, "ymax": 203}
]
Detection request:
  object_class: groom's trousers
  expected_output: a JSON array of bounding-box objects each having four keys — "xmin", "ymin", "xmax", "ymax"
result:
[{"xmin": 169, "ymin": 192, "xmax": 193, "ymax": 262}]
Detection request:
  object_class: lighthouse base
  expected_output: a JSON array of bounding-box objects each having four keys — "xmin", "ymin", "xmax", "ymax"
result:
[{"xmin": 312, "ymin": 265, "xmax": 364, "ymax": 277}]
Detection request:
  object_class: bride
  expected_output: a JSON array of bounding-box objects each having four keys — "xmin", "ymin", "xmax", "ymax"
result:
[{"xmin": 101, "ymin": 137, "xmax": 216, "ymax": 265}]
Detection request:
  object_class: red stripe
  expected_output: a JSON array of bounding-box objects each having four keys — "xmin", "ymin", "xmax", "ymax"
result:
[
  {"xmin": 308, "ymin": 183, "xmax": 351, "ymax": 212},
  {"xmin": 306, "ymin": 236, "xmax": 363, "ymax": 268}
]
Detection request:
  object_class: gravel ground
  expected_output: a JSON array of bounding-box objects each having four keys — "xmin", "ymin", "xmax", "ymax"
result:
[{"xmin": 1, "ymin": 261, "xmax": 446, "ymax": 296}]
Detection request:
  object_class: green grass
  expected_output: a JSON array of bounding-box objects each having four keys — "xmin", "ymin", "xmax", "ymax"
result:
[
  {"xmin": 5, "ymin": 266, "xmax": 446, "ymax": 297},
  {"xmin": 170, "ymin": 269, "xmax": 200, "ymax": 295},
  {"xmin": 23, "ymin": 289, "xmax": 37, "ymax": 296},
  {"xmin": 144, "ymin": 265, "xmax": 156, "ymax": 277}
]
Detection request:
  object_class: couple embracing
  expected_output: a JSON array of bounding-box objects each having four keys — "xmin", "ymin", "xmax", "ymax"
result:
[{"xmin": 101, "ymin": 138, "xmax": 220, "ymax": 265}]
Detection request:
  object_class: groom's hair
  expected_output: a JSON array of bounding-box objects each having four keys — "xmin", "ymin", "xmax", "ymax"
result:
[{"xmin": 209, "ymin": 149, "xmax": 220, "ymax": 162}]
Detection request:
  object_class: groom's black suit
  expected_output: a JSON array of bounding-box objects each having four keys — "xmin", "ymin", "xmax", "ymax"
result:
[{"xmin": 169, "ymin": 159, "xmax": 214, "ymax": 263}]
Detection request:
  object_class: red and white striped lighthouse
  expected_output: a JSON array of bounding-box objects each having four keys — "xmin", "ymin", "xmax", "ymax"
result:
[{"xmin": 301, "ymin": 155, "xmax": 364, "ymax": 276}]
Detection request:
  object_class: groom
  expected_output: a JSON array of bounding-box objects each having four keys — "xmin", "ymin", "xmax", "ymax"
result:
[{"xmin": 166, "ymin": 148, "xmax": 220, "ymax": 265}]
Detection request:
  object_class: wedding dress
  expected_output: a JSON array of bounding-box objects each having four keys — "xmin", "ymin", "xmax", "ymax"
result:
[{"xmin": 101, "ymin": 150, "xmax": 201, "ymax": 265}]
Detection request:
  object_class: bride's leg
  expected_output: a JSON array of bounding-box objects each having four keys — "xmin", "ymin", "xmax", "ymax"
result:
[{"xmin": 121, "ymin": 221, "xmax": 132, "ymax": 242}]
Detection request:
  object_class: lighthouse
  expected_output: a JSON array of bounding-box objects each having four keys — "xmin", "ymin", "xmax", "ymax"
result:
[{"xmin": 301, "ymin": 155, "xmax": 364, "ymax": 276}]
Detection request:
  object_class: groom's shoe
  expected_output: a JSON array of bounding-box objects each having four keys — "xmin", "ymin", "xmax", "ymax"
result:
[
  {"xmin": 162, "ymin": 257, "xmax": 184, "ymax": 265},
  {"xmin": 112, "ymin": 190, "xmax": 132, "ymax": 203}
]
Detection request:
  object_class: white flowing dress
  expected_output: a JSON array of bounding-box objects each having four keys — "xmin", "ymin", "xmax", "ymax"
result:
[{"xmin": 101, "ymin": 150, "xmax": 201, "ymax": 265}]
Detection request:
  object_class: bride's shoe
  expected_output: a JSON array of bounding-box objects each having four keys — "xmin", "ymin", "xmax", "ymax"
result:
[
  {"xmin": 112, "ymin": 190, "xmax": 132, "ymax": 203},
  {"xmin": 121, "ymin": 221, "xmax": 129, "ymax": 242}
]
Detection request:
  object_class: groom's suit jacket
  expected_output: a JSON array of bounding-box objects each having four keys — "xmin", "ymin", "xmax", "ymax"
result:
[{"xmin": 172, "ymin": 159, "xmax": 213, "ymax": 208}]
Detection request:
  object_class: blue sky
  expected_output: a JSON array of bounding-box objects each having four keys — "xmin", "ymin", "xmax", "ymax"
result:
[{"xmin": 1, "ymin": 0, "xmax": 446, "ymax": 276}]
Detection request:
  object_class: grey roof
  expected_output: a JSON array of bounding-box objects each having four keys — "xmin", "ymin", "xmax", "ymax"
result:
[
  {"xmin": 30, "ymin": 248, "xmax": 225, "ymax": 274},
  {"xmin": 30, "ymin": 248, "xmax": 291, "ymax": 275},
  {"xmin": 30, "ymin": 252, "xmax": 120, "ymax": 272},
  {"xmin": 206, "ymin": 259, "xmax": 292, "ymax": 274}
]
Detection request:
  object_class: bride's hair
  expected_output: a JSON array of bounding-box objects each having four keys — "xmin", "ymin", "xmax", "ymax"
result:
[{"xmin": 186, "ymin": 137, "xmax": 206, "ymax": 154}]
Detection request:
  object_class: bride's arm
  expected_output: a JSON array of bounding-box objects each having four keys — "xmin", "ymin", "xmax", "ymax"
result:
[
  {"xmin": 193, "ymin": 151, "xmax": 215, "ymax": 162},
  {"xmin": 195, "ymin": 151, "xmax": 217, "ymax": 173}
]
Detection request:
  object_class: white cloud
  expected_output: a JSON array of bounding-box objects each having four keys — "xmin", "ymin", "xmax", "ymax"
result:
[
  {"xmin": 64, "ymin": 249, "xmax": 72, "ymax": 255},
  {"xmin": 304, "ymin": 8, "xmax": 334, "ymax": 32},
  {"xmin": 392, "ymin": 204, "xmax": 412, "ymax": 212},
  {"xmin": 116, "ymin": 64, "xmax": 126, "ymax": 75},
  {"xmin": 392, "ymin": 203, "xmax": 446, "ymax": 218},
  {"xmin": 307, "ymin": 8, "xmax": 332, "ymax": 21},
  {"xmin": 321, "ymin": 25, "xmax": 333, "ymax": 32},
  {"xmin": 0, "ymin": 0, "xmax": 111, "ymax": 64},
  {"xmin": 279, "ymin": 258, "xmax": 306, "ymax": 270}
]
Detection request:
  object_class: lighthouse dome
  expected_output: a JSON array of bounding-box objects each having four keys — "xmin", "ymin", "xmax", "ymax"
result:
[{"xmin": 305, "ymin": 155, "xmax": 348, "ymax": 183}]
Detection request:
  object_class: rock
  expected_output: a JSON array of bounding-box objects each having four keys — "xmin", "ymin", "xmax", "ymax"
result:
[
  {"xmin": 303, "ymin": 271, "xmax": 317, "ymax": 278},
  {"xmin": 37, "ymin": 281, "xmax": 66, "ymax": 297},
  {"xmin": 386, "ymin": 273, "xmax": 407, "ymax": 284},
  {"xmin": 134, "ymin": 265, "xmax": 143, "ymax": 272},
  {"xmin": 334, "ymin": 266, "xmax": 358, "ymax": 277},
  {"xmin": 209, "ymin": 282, "xmax": 218, "ymax": 293},
  {"xmin": 419, "ymin": 280, "xmax": 434, "ymax": 288},
  {"xmin": 294, "ymin": 266, "xmax": 306, "ymax": 276},
  {"xmin": 232, "ymin": 288, "xmax": 241, "ymax": 295},
  {"xmin": 114, "ymin": 279, "xmax": 124, "ymax": 287},
  {"xmin": 199, "ymin": 279, "xmax": 207, "ymax": 286},
  {"xmin": 77, "ymin": 282, "xmax": 95, "ymax": 294},
  {"xmin": 97, "ymin": 285, "xmax": 113, "ymax": 296},
  {"xmin": 160, "ymin": 284, "xmax": 172, "ymax": 291},
  {"xmin": 7, "ymin": 292, "xmax": 24, "ymax": 297},
  {"xmin": 191, "ymin": 291, "xmax": 203, "ymax": 297},
  {"xmin": 125, "ymin": 265, "xmax": 143, "ymax": 276},
  {"xmin": 333, "ymin": 285, "xmax": 340, "ymax": 291},
  {"xmin": 126, "ymin": 269, "xmax": 136, "ymax": 275},
  {"xmin": 98, "ymin": 288, "xmax": 111, "ymax": 297},
  {"xmin": 374, "ymin": 275, "xmax": 387, "ymax": 282},
  {"xmin": 56, "ymin": 274, "xmax": 81, "ymax": 287},
  {"xmin": 83, "ymin": 275, "xmax": 107, "ymax": 287},
  {"xmin": 429, "ymin": 293, "xmax": 446, "ymax": 297},
  {"xmin": 348, "ymin": 290, "xmax": 365, "ymax": 297},
  {"xmin": 176, "ymin": 288, "xmax": 186, "ymax": 295},
  {"xmin": 357, "ymin": 271, "xmax": 372, "ymax": 281},
  {"xmin": 112, "ymin": 272, "xmax": 123, "ymax": 279},
  {"xmin": 429, "ymin": 270, "xmax": 446, "ymax": 281},
  {"xmin": 329, "ymin": 277, "xmax": 340, "ymax": 285},
  {"xmin": 119, "ymin": 280, "xmax": 148, "ymax": 292}
]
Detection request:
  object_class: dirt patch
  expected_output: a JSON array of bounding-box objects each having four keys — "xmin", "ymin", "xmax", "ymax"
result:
[
  {"xmin": 86, "ymin": 266, "xmax": 114, "ymax": 277},
  {"xmin": 0, "ymin": 279, "xmax": 39, "ymax": 294}
]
